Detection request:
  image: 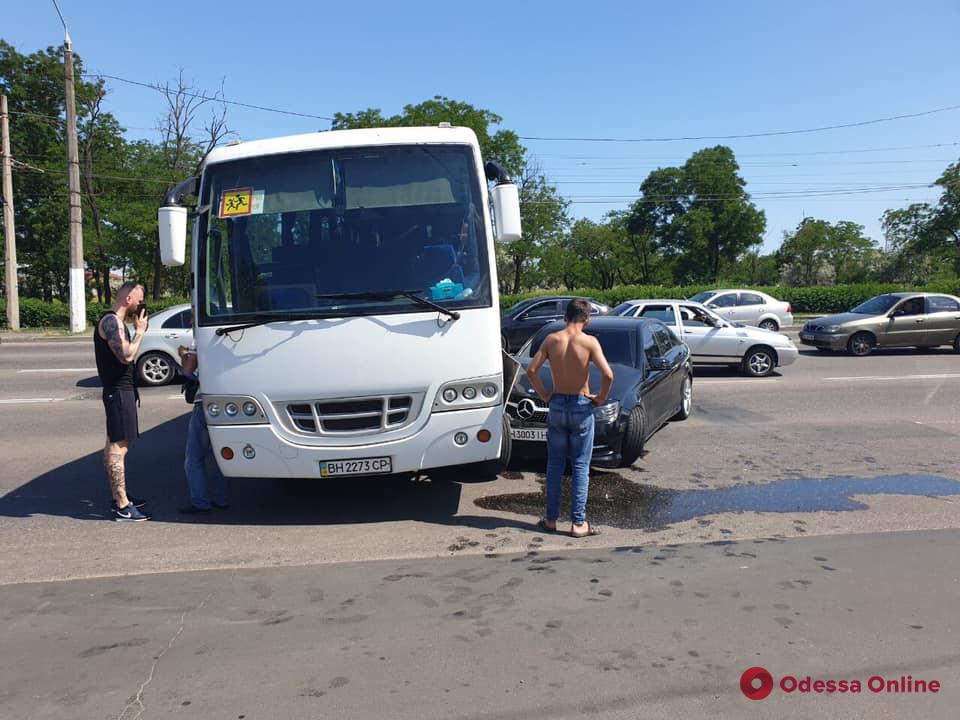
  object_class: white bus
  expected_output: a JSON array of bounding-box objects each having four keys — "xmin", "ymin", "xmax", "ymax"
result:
[{"xmin": 158, "ymin": 125, "xmax": 521, "ymax": 481}]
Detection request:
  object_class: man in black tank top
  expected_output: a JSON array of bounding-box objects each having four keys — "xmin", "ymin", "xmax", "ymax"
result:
[{"xmin": 94, "ymin": 281, "xmax": 150, "ymax": 521}]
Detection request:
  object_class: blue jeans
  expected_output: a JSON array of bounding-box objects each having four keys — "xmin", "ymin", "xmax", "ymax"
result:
[
  {"xmin": 184, "ymin": 403, "xmax": 228, "ymax": 509},
  {"xmin": 545, "ymin": 394, "xmax": 595, "ymax": 525}
]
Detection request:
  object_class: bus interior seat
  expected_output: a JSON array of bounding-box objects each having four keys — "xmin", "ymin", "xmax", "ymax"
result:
[{"xmin": 420, "ymin": 244, "xmax": 464, "ymax": 287}]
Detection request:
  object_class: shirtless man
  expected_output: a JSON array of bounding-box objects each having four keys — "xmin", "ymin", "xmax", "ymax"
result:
[
  {"xmin": 526, "ymin": 298, "xmax": 614, "ymax": 538},
  {"xmin": 93, "ymin": 281, "xmax": 150, "ymax": 521}
]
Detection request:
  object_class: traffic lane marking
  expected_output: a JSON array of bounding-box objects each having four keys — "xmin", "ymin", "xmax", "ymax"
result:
[
  {"xmin": 824, "ymin": 373, "xmax": 960, "ymax": 382},
  {"xmin": 16, "ymin": 368, "xmax": 98, "ymax": 373}
]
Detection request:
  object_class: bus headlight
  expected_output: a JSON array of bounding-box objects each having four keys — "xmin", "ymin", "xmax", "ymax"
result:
[
  {"xmin": 203, "ymin": 396, "xmax": 268, "ymax": 425},
  {"xmin": 433, "ymin": 375, "xmax": 501, "ymax": 412}
]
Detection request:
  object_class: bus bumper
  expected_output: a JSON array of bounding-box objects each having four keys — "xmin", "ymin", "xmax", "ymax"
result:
[{"xmin": 207, "ymin": 406, "xmax": 504, "ymax": 478}]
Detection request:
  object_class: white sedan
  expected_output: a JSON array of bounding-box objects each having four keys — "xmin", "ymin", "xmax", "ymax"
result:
[
  {"xmin": 133, "ymin": 303, "xmax": 192, "ymax": 386},
  {"xmin": 611, "ymin": 299, "xmax": 799, "ymax": 376}
]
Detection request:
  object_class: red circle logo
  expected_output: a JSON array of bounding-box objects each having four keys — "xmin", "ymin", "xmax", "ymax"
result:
[{"xmin": 740, "ymin": 666, "xmax": 774, "ymax": 700}]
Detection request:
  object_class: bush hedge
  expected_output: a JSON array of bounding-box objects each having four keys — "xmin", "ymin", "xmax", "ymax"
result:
[
  {"xmin": 6, "ymin": 283, "xmax": 960, "ymax": 327},
  {"xmin": 501, "ymin": 282, "xmax": 960, "ymax": 315},
  {"xmin": 0, "ymin": 296, "xmax": 191, "ymax": 329}
]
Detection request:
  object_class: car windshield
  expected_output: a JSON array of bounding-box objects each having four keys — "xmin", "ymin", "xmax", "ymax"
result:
[
  {"xmin": 196, "ymin": 144, "xmax": 490, "ymax": 324},
  {"xmin": 851, "ymin": 294, "xmax": 901, "ymax": 315},
  {"xmin": 610, "ymin": 302, "xmax": 637, "ymax": 316},
  {"xmin": 528, "ymin": 327, "xmax": 637, "ymax": 367},
  {"xmin": 688, "ymin": 291, "xmax": 717, "ymax": 304}
]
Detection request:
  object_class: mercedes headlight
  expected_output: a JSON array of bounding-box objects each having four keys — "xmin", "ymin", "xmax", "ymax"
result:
[{"xmin": 593, "ymin": 401, "xmax": 620, "ymax": 423}]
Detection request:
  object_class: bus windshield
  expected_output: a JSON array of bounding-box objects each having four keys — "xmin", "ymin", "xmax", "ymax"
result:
[{"xmin": 196, "ymin": 144, "xmax": 491, "ymax": 324}]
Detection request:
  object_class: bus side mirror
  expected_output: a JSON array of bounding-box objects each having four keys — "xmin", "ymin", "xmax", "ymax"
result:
[
  {"xmin": 158, "ymin": 206, "xmax": 187, "ymax": 266},
  {"xmin": 491, "ymin": 182, "xmax": 522, "ymax": 243}
]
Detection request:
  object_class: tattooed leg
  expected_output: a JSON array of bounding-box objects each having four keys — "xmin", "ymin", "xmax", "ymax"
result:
[{"xmin": 104, "ymin": 440, "xmax": 129, "ymax": 507}]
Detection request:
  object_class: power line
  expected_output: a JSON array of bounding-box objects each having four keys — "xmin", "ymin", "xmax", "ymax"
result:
[
  {"xmin": 84, "ymin": 73, "xmax": 334, "ymax": 122},
  {"xmin": 519, "ymin": 104, "xmax": 960, "ymax": 143},
  {"xmin": 532, "ymin": 141, "xmax": 960, "ymax": 161}
]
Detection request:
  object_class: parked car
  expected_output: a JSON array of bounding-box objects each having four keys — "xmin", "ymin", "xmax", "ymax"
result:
[
  {"xmin": 687, "ymin": 289, "xmax": 793, "ymax": 331},
  {"xmin": 134, "ymin": 303, "xmax": 192, "ymax": 386},
  {"xmin": 611, "ymin": 299, "xmax": 799, "ymax": 377},
  {"xmin": 799, "ymin": 292, "xmax": 960, "ymax": 356},
  {"xmin": 500, "ymin": 296, "xmax": 609, "ymax": 353},
  {"xmin": 507, "ymin": 317, "xmax": 692, "ymax": 467}
]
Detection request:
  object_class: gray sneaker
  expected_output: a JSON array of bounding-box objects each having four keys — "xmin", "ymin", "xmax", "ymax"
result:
[{"xmin": 112, "ymin": 503, "xmax": 149, "ymax": 522}]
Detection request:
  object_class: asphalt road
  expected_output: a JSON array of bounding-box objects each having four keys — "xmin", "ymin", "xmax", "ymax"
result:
[{"xmin": 1, "ymin": 336, "xmax": 958, "ymax": 718}]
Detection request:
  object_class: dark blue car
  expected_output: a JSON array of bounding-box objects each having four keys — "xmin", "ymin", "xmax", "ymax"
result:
[{"xmin": 501, "ymin": 296, "xmax": 609, "ymax": 353}]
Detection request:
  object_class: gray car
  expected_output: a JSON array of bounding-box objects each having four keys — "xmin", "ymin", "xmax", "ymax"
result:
[
  {"xmin": 799, "ymin": 292, "xmax": 960, "ymax": 356},
  {"xmin": 133, "ymin": 303, "xmax": 192, "ymax": 385},
  {"xmin": 688, "ymin": 289, "xmax": 794, "ymax": 331}
]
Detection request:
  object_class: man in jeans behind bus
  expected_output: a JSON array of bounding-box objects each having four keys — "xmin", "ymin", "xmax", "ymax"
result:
[
  {"xmin": 526, "ymin": 298, "xmax": 614, "ymax": 538},
  {"xmin": 93, "ymin": 281, "xmax": 150, "ymax": 521},
  {"xmin": 177, "ymin": 331, "xmax": 229, "ymax": 515}
]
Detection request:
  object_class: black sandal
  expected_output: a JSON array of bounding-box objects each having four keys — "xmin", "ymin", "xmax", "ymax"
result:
[
  {"xmin": 537, "ymin": 518, "xmax": 558, "ymax": 533},
  {"xmin": 570, "ymin": 522, "xmax": 601, "ymax": 538}
]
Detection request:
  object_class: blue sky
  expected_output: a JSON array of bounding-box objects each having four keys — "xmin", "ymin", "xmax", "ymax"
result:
[{"xmin": 7, "ymin": 0, "xmax": 959, "ymax": 253}]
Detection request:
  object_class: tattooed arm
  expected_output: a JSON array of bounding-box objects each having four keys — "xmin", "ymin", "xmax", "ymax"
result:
[{"xmin": 100, "ymin": 313, "xmax": 147, "ymax": 365}]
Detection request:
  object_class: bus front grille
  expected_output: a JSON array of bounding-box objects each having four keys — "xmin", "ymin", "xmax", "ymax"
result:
[{"xmin": 284, "ymin": 394, "xmax": 421, "ymax": 436}]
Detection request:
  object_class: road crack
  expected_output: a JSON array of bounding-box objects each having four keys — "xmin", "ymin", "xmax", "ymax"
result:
[{"xmin": 117, "ymin": 592, "xmax": 213, "ymax": 720}]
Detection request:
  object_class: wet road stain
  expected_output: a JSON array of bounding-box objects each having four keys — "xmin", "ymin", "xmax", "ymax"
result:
[{"xmin": 475, "ymin": 473, "xmax": 960, "ymax": 529}]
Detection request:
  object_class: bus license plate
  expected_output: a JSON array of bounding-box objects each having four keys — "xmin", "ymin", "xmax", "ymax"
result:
[
  {"xmin": 510, "ymin": 427, "xmax": 548, "ymax": 442},
  {"xmin": 320, "ymin": 457, "xmax": 392, "ymax": 477}
]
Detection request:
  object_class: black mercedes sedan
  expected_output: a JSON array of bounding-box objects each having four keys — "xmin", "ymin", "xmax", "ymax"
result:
[
  {"xmin": 506, "ymin": 317, "xmax": 693, "ymax": 467},
  {"xmin": 501, "ymin": 296, "xmax": 609, "ymax": 353}
]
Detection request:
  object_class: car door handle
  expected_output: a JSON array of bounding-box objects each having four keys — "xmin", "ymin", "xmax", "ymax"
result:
[{"xmin": 914, "ymin": 319, "xmax": 925, "ymax": 323}]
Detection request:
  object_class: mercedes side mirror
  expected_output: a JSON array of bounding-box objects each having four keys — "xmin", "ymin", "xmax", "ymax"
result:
[{"xmin": 648, "ymin": 357, "xmax": 669, "ymax": 371}]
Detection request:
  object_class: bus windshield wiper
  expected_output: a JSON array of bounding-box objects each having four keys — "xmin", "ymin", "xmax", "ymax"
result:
[
  {"xmin": 315, "ymin": 289, "xmax": 460, "ymax": 320},
  {"xmin": 214, "ymin": 311, "xmax": 345, "ymax": 336}
]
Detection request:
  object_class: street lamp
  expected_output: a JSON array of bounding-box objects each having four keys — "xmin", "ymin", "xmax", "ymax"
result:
[{"xmin": 53, "ymin": 0, "xmax": 85, "ymax": 333}]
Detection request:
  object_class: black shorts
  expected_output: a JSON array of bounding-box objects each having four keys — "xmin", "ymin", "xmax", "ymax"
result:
[{"xmin": 102, "ymin": 388, "xmax": 139, "ymax": 443}]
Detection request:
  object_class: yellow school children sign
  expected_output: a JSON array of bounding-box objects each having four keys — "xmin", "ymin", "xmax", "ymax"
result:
[{"xmin": 219, "ymin": 188, "xmax": 254, "ymax": 217}]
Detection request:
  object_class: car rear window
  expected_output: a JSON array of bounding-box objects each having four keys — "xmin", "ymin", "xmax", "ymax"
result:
[{"xmin": 927, "ymin": 296, "xmax": 960, "ymax": 313}]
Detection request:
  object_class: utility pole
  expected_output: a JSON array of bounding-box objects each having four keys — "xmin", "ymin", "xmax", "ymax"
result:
[
  {"xmin": 54, "ymin": 0, "xmax": 85, "ymax": 332},
  {"xmin": 1, "ymin": 95, "xmax": 20, "ymax": 330}
]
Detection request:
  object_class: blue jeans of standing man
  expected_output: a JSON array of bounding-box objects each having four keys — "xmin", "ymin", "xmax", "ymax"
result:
[
  {"xmin": 545, "ymin": 393, "xmax": 595, "ymax": 525},
  {"xmin": 185, "ymin": 402, "xmax": 228, "ymax": 510}
]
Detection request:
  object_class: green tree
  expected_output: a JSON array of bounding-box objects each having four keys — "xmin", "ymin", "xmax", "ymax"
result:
[
  {"xmin": 823, "ymin": 221, "xmax": 875, "ymax": 284},
  {"xmin": 0, "ymin": 42, "xmax": 76, "ymax": 301},
  {"xmin": 627, "ymin": 146, "xmax": 765, "ymax": 283},
  {"xmin": 501, "ymin": 164, "xmax": 570, "ymax": 294},
  {"xmin": 332, "ymin": 96, "xmax": 525, "ymax": 178},
  {"xmin": 881, "ymin": 160, "xmax": 960, "ymax": 278},
  {"xmin": 726, "ymin": 245, "xmax": 780, "ymax": 285}
]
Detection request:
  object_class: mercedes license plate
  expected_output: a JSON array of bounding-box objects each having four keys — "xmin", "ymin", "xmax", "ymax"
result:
[
  {"xmin": 800, "ymin": 333, "xmax": 813, "ymax": 341},
  {"xmin": 510, "ymin": 427, "xmax": 548, "ymax": 442},
  {"xmin": 320, "ymin": 457, "xmax": 392, "ymax": 477}
]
